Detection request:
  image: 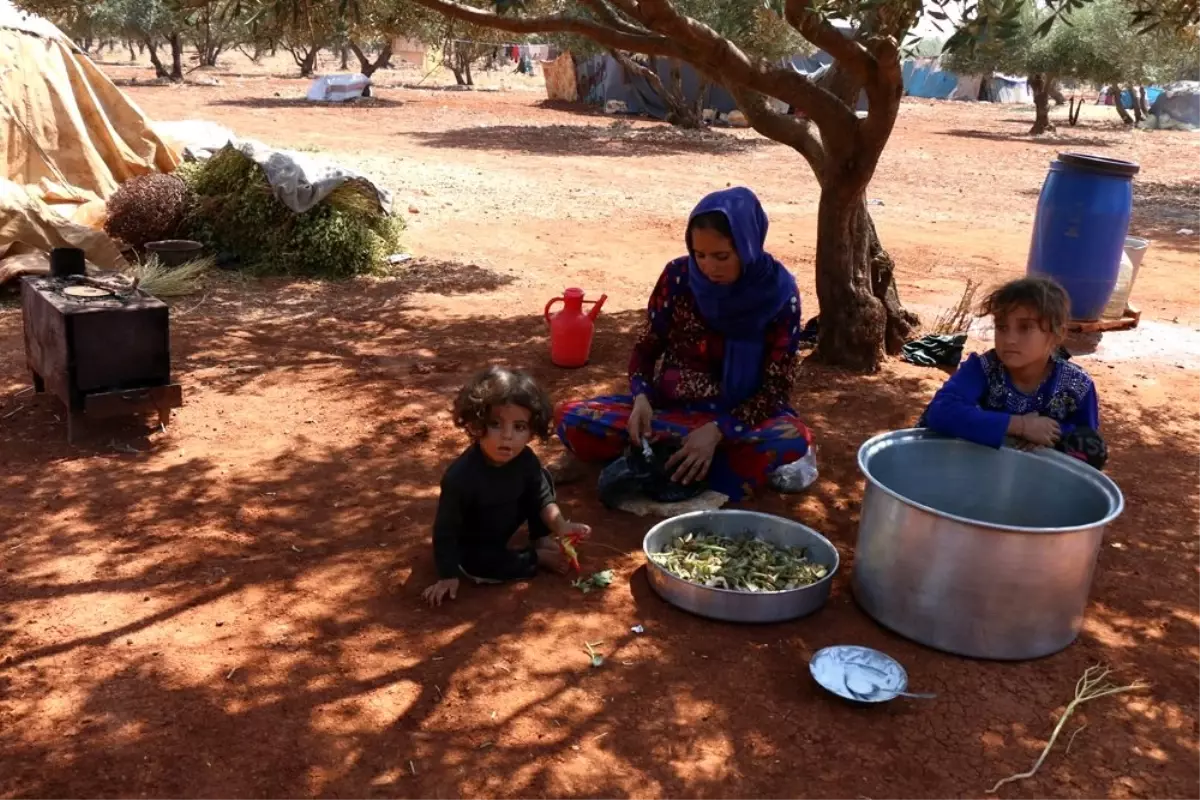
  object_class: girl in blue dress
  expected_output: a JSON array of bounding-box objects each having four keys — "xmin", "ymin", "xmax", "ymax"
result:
[{"xmin": 920, "ymin": 277, "xmax": 1107, "ymax": 469}]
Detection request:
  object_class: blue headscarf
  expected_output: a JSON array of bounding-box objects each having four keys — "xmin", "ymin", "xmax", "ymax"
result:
[{"xmin": 686, "ymin": 187, "xmax": 797, "ymax": 408}]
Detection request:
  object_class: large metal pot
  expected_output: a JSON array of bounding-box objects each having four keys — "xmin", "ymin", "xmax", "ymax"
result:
[
  {"xmin": 643, "ymin": 510, "xmax": 839, "ymax": 624},
  {"xmin": 853, "ymin": 429, "xmax": 1124, "ymax": 660}
]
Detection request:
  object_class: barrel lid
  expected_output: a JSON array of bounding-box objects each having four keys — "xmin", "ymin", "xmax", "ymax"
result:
[{"xmin": 1057, "ymin": 152, "xmax": 1140, "ymax": 177}]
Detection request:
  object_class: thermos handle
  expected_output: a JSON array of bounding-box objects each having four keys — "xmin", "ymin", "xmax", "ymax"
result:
[{"xmin": 544, "ymin": 297, "xmax": 564, "ymax": 326}]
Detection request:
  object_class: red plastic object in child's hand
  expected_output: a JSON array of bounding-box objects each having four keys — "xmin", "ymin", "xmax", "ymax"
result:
[{"xmin": 557, "ymin": 533, "xmax": 582, "ymax": 573}]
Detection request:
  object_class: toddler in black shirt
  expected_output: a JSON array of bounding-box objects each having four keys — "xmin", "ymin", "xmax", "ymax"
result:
[{"xmin": 423, "ymin": 366, "xmax": 592, "ymax": 607}]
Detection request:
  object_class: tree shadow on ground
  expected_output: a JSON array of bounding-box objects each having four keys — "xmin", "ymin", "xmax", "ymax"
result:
[
  {"xmin": 0, "ymin": 276, "xmax": 1196, "ymax": 798},
  {"xmin": 1130, "ymin": 179, "xmax": 1200, "ymax": 247},
  {"xmin": 533, "ymin": 100, "xmax": 608, "ymax": 117},
  {"xmin": 940, "ymin": 128, "xmax": 1115, "ymax": 148},
  {"xmin": 208, "ymin": 96, "xmax": 406, "ymax": 110},
  {"xmin": 405, "ymin": 123, "xmax": 771, "ymax": 158}
]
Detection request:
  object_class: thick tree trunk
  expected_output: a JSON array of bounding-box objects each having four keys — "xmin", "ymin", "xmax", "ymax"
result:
[
  {"xmin": 813, "ymin": 188, "xmax": 888, "ymax": 371},
  {"xmin": 145, "ymin": 37, "xmax": 169, "ymax": 79},
  {"xmin": 127, "ymin": 40, "xmax": 137, "ymax": 62},
  {"xmin": 1029, "ymin": 74, "xmax": 1055, "ymax": 135},
  {"xmin": 1138, "ymin": 85, "xmax": 1150, "ymax": 114},
  {"xmin": 810, "ymin": 61, "xmax": 916, "ymax": 358},
  {"xmin": 1112, "ymin": 85, "xmax": 1134, "ymax": 124},
  {"xmin": 169, "ymin": 34, "xmax": 184, "ymax": 82},
  {"xmin": 866, "ymin": 208, "xmax": 918, "ymax": 354},
  {"xmin": 1128, "ymin": 84, "xmax": 1143, "ymax": 123},
  {"xmin": 349, "ymin": 41, "xmax": 393, "ymax": 78},
  {"xmin": 300, "ymin": 47, "xmax": 319, "ymax": 78}
]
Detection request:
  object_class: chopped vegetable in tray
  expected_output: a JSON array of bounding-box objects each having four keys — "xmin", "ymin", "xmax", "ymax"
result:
[{"xmin": 649, "ymin": 532, "xmax": 828, "ymax": 592}]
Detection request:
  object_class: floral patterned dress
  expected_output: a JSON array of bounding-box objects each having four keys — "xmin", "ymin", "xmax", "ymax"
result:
[
  {"xmin": 555, "ymin": 258, "xmax": 811, "ymax": 500},
  {"xmin": 919, "ymin": 349, "xmax": 1104, "ymax": 466}
]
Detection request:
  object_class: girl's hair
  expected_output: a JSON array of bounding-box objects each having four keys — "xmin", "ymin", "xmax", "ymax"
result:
[
  {"xmin": 980, "ymin": 276, "xmax": 1070, "ymax": 336},
  {"xmin": 452, "ymin": 366, "xmax": 553, "ymax": 439},
  {"xmin": 686, "ymin": 211, "xmax": 734, "ymax": 251}
]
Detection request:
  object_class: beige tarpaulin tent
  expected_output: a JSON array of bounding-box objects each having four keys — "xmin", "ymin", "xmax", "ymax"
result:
[
  {"xmin": 542, "ymin": 52, "xmax": 578, "ymax": 103},
  {"xmin": 0, "ymin": 0, "xmax": 178, "ymax": 283}
]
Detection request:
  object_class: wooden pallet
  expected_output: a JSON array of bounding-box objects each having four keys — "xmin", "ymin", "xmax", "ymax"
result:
[{"xmin": 1068, "ymin": 304, "xmax": 1141, "ymax": 333}]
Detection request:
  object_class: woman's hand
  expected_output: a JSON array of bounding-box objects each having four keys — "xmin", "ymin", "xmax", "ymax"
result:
[
  {"xmin": 666, "ymin": 422, "xmax": 722, "ymax": 485},
  {"xmin": 422, "ymin": 578, "xmax": 459, "ymax": 607},
  {"xmin": 1013, "ymin": 413, "xmax": 1061, "ymax": 447},
  {"xmin": 628, "ymin": 394, "xmax": 654, "ymax": 445}
]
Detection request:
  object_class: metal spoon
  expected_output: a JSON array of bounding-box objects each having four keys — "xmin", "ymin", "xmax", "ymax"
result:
[
  {"xmin": 845, "ymin": 671, "xmax": 936, "ymax": 701},
  {"xmin": 871, "ymin": 688, "xmax": 938, "ymax": 700}
]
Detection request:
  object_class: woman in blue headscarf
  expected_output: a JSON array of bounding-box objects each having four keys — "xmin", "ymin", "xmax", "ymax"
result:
[{"xmin": 554, "ymin": 187, "xmax": 812, "ymax": 501}]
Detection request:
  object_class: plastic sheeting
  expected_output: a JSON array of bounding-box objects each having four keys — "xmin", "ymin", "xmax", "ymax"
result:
[
  {"xmin": 1146, "ymin": 81, "xmax": 1200, "ymax": 130},
  {"xmin": 306, "ymin": 73, "xmax": 371, "ymax": 102},
  {"xmin": 903, "ymin": 58, "xmax": 960, "ymax": 99},
  {"xmin": 0, "ymin": 0, "xmax": 179, "ymax": 279},
  {"xmin": 213, "ymin": 140, "xmax": 392, "ymax": 216}
]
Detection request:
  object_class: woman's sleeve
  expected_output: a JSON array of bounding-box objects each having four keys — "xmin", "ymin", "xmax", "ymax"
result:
[
  {"xmin": 1060, "ymin": 379, "xmax": 1101, "ymax": 437},
  {"xmin": 717, "ymin": 297, "xmax": 802, "ymax": 434},
  {"xmin": 629, "ymin": 263, "xmax": 677, "ymax": 399},
  {"xmin": 923, "ymin": 354, "xmax": 1011, "ymax": 448}
]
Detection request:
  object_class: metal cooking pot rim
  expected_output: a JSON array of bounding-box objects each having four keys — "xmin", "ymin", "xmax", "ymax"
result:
[
  {"xmin": 642, "ymin": 509, "xmax": 840, "ymax": 597},
  {"xmin": 857, "ymin": 429, "xmax": 1124, "ymax": 534}
]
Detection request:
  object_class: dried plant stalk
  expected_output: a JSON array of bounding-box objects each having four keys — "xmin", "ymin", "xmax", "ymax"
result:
[
  {"xmin": 987, "ymin": 665, "xmax": 1149, "ymax": 794},
  {"xmin": 932, "ymin": 279, "xmax": 980, "ymax": 335}
]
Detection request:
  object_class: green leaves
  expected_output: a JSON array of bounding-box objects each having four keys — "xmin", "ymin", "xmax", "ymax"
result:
[
  {"xmin": 571, "ymin": 570, "xmax": 614, "ymax": 594},
  {"xmin": 649, "ymin": 532, "xmax": 829, "ymax": 593}
]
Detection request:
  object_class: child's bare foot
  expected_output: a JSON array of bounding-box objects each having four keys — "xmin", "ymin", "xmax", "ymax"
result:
[{"xmin": 535, "ymin": 538, "xmax": 570, "ymax": 574}]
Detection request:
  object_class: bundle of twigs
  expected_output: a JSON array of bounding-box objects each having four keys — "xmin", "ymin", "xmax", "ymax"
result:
[{"xmin": 931, "ymin": 278, "xmax": 980, "ymax": 335}]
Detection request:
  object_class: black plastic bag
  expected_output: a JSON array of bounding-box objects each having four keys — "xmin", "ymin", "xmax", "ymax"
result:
[{"xmin": 598, "ymin": 439, "xmax": 709, "ymax": 510}]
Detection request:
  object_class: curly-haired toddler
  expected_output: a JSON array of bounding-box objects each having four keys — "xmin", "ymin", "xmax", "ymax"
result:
[{"xmin": 423, "ymin": 366, "xmax": 591, "ymax": 607}]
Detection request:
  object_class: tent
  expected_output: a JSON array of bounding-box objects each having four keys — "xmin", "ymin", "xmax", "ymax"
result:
[
  {"xmin": 902, "ymin": 57, "xmax": 960, "ymax": 99},
  {"xmin": 573, "ymin": 53, "xmax": 740, "ymax": 119},
  {"xmin": 0, "ymin": 0, "xmax": 178, "ymax": 281},
  {"xmin": 1145, "ymin": 81, "xmax": 1200, "ymax": 130},
  {"xmin": 983, "ymin": 73, "xmax": 1032, "ymax": 104},
  {"xmin": 568, "ymin": 47, "xmax": 865, "ymax": 120}
]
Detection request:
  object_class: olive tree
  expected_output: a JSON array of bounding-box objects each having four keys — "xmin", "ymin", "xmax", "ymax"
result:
[{"xmin": 402, "ymin": 0, "xmax": 925, "ymax": 370}]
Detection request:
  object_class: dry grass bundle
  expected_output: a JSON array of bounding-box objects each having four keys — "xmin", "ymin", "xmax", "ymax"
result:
[
  {"xmin": 931, "ymin": 278, "xmax": 980, "ymax": 335},
  {"xmin": 123, "ymin": 254, "xmax": 212, "ymax": 297},
  {"xmin": 104, "ymin": 174, "xmax": 190, "ymax": 248}
]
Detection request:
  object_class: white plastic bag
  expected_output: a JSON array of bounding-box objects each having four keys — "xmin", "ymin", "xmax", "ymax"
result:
[{"xmin": 769, "ymin": 448, "xmax": 818, "ymax": 493}]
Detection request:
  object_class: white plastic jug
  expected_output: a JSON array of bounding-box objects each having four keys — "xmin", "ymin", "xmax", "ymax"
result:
[{"xmin": 1102, "ymin": 236, "xmax": 1150, "ymax": 320}]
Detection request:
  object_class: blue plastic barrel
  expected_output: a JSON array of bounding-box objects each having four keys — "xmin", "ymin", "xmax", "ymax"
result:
[{"xmin": 1027, "ymin": 153, "xmax": 1140, "ymax": 321}]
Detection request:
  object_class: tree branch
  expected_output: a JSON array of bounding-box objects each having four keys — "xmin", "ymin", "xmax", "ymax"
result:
[
  {"xmin": 859, "ymin": 35, "xmax": 903, "ymax": 148},
  {"xmin": 407, "ymin": 0, "xmax": 683, "ymax": 57},
  {"xmin": 632, "ymin": 0, "xmax": 856, "ymax": 132},
  {"xmin": 728, "ymin": 85, "xmax": 826, "ymax": 179},
  {"xmin": 579, "ymin": 0, "xmax": 649, "ymax": 36},
  {"xmin": 783, "ymin": 0, "xmax": 873, "ymax": 80}
]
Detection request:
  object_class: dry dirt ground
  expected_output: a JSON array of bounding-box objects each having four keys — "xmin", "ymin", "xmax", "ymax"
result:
[{"xmin": 0, "ymin": 54, "xmax": 1198, "ymax": 798}]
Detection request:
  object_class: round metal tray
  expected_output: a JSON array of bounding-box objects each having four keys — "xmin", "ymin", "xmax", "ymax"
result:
[{"xmin": 642, "ymin": 510, "xmax": 839, "ymax": 624}]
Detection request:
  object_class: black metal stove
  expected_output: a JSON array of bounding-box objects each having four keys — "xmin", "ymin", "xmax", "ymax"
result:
[{"xmin": 21, "ymin": 267, "xmax": 183, "ymax": 442}]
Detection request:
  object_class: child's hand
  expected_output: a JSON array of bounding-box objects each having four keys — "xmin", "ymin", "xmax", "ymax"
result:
[
  {"xmin": 1015, "ymin": 413, "xmax": 1061, "ymax": 447},
  {"xmin": 423, "ymin": 578, "xmax": 460, "ymax": 607},
  {"xmin": 559, "ymin": 521, "xmax": 591, "ymax": 540}
]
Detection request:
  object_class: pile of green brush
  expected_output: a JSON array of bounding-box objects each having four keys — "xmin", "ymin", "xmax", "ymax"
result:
[{"xmin": 177, "ymin": 147, "xmax": 403, "ymax": 278}]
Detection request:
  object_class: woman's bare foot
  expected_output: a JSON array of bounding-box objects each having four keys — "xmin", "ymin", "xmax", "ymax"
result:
[
  {"xmin": 547, "ymin": 450, "xmax": 586, "ymax": 485},
  {"xmin": 535, "ymin": 538, "xmax": 570, "ymax": 574}
]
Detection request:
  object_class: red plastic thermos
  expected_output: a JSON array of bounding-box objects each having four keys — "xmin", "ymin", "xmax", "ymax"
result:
[{"xmin": 544, "ymin": 287, "xmax": 607, "ymax": 368}]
